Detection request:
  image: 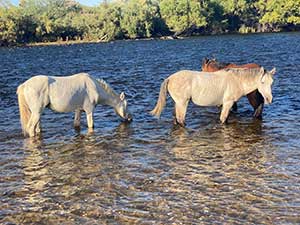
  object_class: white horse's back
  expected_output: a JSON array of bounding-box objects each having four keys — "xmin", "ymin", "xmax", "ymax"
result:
[
  {"xmin": 167, "ymin": 70, "xmax": 238, "ymax": 106},
  {"xmin": 47, "ymin": 73, "xmax": 97, "ymax": 112},
  {"xmin": 20, "ymin": 73, "xmax": 97, "ymax": 113}
]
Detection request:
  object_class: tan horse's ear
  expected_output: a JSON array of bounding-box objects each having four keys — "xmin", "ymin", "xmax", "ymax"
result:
[
  {"xmin": 120, "ymin": 92, "xmax": 125, "ymax": 101},
  {"xmin": 270, "ymin": 67, "xmax": 276, "ymax": 76}
]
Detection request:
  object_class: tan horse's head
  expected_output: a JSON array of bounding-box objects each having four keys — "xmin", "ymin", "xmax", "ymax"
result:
[{"xmin": 257, "ymin": 67, "xmax": 276, "ymax": 104}]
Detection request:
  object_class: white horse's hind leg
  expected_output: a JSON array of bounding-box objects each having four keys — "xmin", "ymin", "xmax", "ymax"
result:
[
  {"xmin": 174, "ymin": 100, "xmax": 189, "ymax": 127},
  {"xmin": 220, "ymin": 101, "xmax": 234, "ymax": 124},
  {"xmin": 172, "ymin": 105, "xmax": 177, "ymax": 125},
  {"xmin": 27, "ymin": 113, "xmax": 41, "ymax": 137},
  {"xmin": 74, "ymin": 109, "xmax": 82, "ymax": 128}
]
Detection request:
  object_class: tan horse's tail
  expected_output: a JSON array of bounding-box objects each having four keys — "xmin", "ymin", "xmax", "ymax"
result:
[
  {"xmin": 17, "ymin": 84, "xmax": 31, "ymax": 136},
  {"xmin": 150, "ymin": 78, "xmax": 169, "ymax": 117}
]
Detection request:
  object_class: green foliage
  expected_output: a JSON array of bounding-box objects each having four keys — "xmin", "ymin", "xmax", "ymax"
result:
[
  {"xmin": 159, "ymin": 0, "xmax": 207, "ymax": 35},
  {"xmin": 0, "ymin": 0, "xmax": 300, "ymax": 46},
  {"xmin": 0, "ymin": 7, "xmax": 18, "ymax": 45},
  {"xmin": 120, "ymin": 0, "xmax": 163, "ymax": 38},
  {"xmin": 259, "ymin": 0, "xmax": 300, "ymax": 27}
]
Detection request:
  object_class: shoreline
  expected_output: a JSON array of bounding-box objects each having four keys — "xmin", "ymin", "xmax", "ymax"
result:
[
  {"xmin": 3, "ymin": 30, "xmax": 299, "ymax": 48},
  {"xmin": 25, "ymin": 35, "xmax": 185, "ymax": 47}
]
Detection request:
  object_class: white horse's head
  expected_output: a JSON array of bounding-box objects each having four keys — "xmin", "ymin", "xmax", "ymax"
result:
[
  {"xmin": 257, "ymin": 67, "xmax": 276, "ymax": 104},
  {"xmin": 115, "ymin": 92, "xmax": 132, "ymax": 122}
]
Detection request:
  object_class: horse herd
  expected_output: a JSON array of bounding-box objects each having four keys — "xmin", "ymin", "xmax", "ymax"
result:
[{"xmin": 17, "ymin": 58, "xmax": 276, "ymax": 137}]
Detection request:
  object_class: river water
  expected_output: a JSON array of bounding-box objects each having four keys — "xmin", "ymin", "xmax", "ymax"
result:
[{"xmin": 0, "ymin": 33, "xmax": 300, "ymax": 224}]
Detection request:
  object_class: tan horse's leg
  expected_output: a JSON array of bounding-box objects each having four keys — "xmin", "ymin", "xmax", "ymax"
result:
[
  {"xmin": 220, "ymin": 101, "xmax": 234, "ymax": 124},
  {"xmin": 74, "ymin": 109, "xmax": 82, "ymax": 128},
  {"xmin": 174, "ymin": 100, "xmax": 189, "ymax": 127},
  {"xmin": 232, "ymin": 102, "xmax": 238, "ymax": 112}
]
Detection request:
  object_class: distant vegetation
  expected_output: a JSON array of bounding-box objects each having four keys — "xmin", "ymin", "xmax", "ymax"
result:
[{"xmin": 1, "ymin": 0, "xmax": 300, "ymax": 46}]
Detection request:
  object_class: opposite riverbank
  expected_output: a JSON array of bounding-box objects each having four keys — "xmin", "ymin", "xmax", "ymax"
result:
[{"xmin": 1, "ymin": 0, "xmax": 300, "ymax": 48}]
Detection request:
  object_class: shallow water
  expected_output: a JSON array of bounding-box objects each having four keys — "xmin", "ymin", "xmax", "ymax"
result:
[{"xmin": 0, "ymin": 33, "xmax": 300, "ymax": 224}]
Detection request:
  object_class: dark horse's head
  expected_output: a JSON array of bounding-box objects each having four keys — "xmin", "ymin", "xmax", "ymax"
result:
[{"xmin": 201, "ymin": 57, "xmax": 232, "ymax": 72}]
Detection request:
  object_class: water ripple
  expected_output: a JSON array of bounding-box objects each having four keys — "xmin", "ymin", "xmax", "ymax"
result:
[{"xmin": 1, "ymin": 33, "xmax": 300, "ymax": 224}]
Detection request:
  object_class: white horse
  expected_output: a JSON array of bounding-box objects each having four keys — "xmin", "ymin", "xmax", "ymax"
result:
[
  {"xmin": 150, "ymin": 67, "xmax": 276, "ymax": 126},
  {"xmin": 17, "ymin": 73, "xmax": 132, "ymax": 137}
]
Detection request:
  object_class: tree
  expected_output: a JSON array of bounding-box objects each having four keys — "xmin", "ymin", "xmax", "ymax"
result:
[
  {"xmin": 259, "ymin": 0, "xmax": 300, "ymax": 30},
  {"xmin": 1, "ymin": 0, "xmax": 300, "ymax": 46},
  {"xmin": 159, "ymin": 0, "xmax": 207, "ymax": 35},
  {"xmin": 120, "ymin": 0, "xmax": 164, "ymax": 39},
  {"xmin": 0, "ymin": 6, "xmax": 17, "ymax": 45}
]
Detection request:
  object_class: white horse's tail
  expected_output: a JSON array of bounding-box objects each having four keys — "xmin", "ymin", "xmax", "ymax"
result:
[
  {"xmin": 150, "ymin": 78, "xmax": 169, "ymax": 118},
  {"xmin": 17, "ymin": 84, "xmax": 31, "ymax": 136}
]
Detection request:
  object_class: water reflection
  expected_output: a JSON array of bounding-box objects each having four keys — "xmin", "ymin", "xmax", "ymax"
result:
[{"xmin": 23, "ymin": 137, "xmax": 49, "ymax": 193}]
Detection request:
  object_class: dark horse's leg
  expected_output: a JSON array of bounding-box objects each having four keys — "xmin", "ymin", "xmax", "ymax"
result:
[
  {"xmin": 232, "ymin": 102, "xmax": 238, "ymax": 112},
  {"xmin": 246, "ymin": 90, "xmax": 264, "ymax": 119}
]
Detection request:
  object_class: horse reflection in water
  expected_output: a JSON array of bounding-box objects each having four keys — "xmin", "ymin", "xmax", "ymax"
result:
[
  {"xmin": 166, "ymin": 123, "xmax": 271, "ymax": 219},
  {"xmin": 169, "ymin": 121, "xmax": 265, "ymax": 161},
  {"xmin": 17, "ymin": 73, "xmax": 132, "ymax": 137},
  {"xmin": 21, "ymin": 135, "xmax": 123, "ymax": 223},
  {"xmin": 21, "ymin": 138, "xmax": 51, "ymax": 220}
]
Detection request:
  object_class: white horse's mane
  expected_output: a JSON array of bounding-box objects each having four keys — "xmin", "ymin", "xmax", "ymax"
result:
[
  {"xmin": 96, "ymin": 78, "xmax": 118, "ymax": 98},
  {"xmin": 216, "ymin": 67, "xmax": 264, "ymax": 80},
  {"xmin": 222, "ymin": 67, "xmax": 263, "ymax": 76}
]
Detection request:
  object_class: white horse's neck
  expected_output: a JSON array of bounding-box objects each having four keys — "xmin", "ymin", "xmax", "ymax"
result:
[
  {"xmin": 241, "ymin": 76, "xmax": 260, "ymax": 95},
  {"xmin": 229, "ymin": 68, "xmax": 261, "ymax": 95},
  {"xmin": 96, "ymin": 79, "xmax": 120, "ymax": 107}
]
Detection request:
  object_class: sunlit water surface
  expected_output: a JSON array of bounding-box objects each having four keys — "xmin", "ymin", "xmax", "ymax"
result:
[{"xmin": 0, "ymin": 33, "xmax": 300, "ymax": 224}]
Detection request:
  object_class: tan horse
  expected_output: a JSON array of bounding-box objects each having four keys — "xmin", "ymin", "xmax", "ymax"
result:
[
  {"xmin": 17, "ymin": 73, "xmax": 132, "ymax": 137},
  {"xmin": 151, "ymin": 67, "xmax": 275, "ymax": 126}
]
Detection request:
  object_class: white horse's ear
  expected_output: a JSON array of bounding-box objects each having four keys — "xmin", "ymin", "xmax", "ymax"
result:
[
  {"xmin": 260, "ymin": 67, "xmax": 266, "ymax": 82},
  {"xmin": 270, "ymin": 67, "xmax": 276, "ymax": 76},
  {"xmin": 120, "ymin": 92, "xmax": 125, "ymax": 101},
  {"xmin": 259, "ymin": 67, "xmax": 265, "ymax": 75}
]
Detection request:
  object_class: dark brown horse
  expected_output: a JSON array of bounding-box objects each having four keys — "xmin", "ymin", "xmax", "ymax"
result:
[{"xmin": 201, "ymin": 58, "xmax": 264, "ymax": 118}]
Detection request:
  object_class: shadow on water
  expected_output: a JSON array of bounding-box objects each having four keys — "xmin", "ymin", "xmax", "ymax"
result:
[{"xmin": 1, "ymin": 33, "xmax": 300, "ymax": 224}]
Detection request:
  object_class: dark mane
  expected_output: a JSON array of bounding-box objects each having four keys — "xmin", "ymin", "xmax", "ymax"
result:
[
  {"xmin": 202, "ymin": 58, "xmax": 231, "ymax": 70},
  {"xmin": 209, "ymin": 59, "xmax": 231, "ymax": 69}
]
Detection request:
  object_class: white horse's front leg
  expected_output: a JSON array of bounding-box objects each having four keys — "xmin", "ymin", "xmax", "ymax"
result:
[
  {"xmin": 86, "ymin": 112, "xmax": 94, "ymax": 129},
  {"xmin": 220, "ymin": 101, "xmax": 234, "ymax": 124},
  {"xmin": 35, "ymin": 121, "xmax": 41, "ymax": 133},
  {"xmin": 74, "ymin": 109, "xmax": 82, "ymax": 128}
]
